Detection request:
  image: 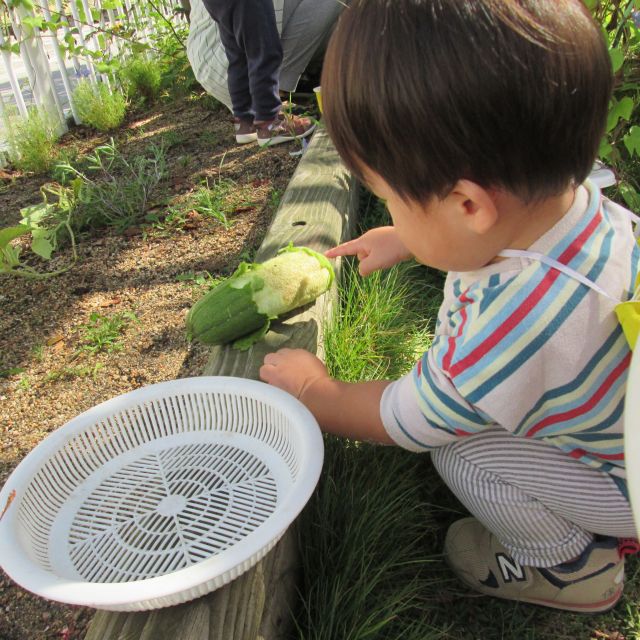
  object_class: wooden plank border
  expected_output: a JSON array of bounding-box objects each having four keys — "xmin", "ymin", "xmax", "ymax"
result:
[{"xmin": 84, "ymin": 128, "xmax": 359, "ymax": 640}]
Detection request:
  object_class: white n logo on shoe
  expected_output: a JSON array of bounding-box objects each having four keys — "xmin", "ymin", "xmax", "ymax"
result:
[{"xmin": 496, "ymin": 553, "xmax": 526, "ymax": 583}]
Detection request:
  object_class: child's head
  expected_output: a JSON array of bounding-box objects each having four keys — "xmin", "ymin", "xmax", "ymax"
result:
[{"xmin": 321, "ymin": 0, "xmax": 612, "ymax": 206}]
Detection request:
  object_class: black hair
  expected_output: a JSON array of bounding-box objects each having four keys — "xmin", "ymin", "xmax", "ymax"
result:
[{"xmin": 322, "ymin": 0, "xmax": 613, "ymax": 203}]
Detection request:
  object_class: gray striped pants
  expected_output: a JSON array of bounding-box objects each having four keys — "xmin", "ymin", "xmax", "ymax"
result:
[{"xmin": 431, "ymin": 428, "xmax": 637, "ymax": 567}]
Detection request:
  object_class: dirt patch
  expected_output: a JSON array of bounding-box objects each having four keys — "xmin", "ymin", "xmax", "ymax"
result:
[{"xmin": 0, "ymin": 90, "xmax": 304, "ymax": 639}]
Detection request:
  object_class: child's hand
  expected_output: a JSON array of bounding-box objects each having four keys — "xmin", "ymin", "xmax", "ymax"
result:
[
  {"xmin": 260, "ymin": 348, "xmax": 329, "ymax": 401},
  {"xmin": 325, "ymin": 226, "xmax": 412, "ymax": 276}
]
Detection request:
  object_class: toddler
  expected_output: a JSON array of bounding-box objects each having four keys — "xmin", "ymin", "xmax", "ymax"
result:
[{"xmin": 260, "ymin": 0, "xmax": 640, "ymax": 612}]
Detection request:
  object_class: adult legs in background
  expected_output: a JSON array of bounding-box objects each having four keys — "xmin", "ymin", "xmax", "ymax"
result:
[
  {"xmin": 200, "ymin": 0, "xmax": 282, "ymax": 121},
  {"xmin": 279, "ymin": 0, "xmax": 345, "ymax": 93}
]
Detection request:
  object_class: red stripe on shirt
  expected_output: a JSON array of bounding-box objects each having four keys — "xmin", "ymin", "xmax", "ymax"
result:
[
  {"xmin": 526, "ymin": 350, "xmax": 631, "ymax": 438},
  {"xmin": 447, "ymin": 210, "xmax": 602, "ymax": 378},
  {"xmin": 442, "ymin": 289, "xmax": 473, "ymax": 372},
  {"xmin": 570, "ymin": 448, "xmax": 624, "ymax": 462}
]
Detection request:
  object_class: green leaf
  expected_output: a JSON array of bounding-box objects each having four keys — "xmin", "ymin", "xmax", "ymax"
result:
[
  {"xmin": 0, "ymin": 225, "xmax": 31, "ymax": 249},
  {"xmin": 624, "ymin": 126, "xmax": 640, "ymax": 157},
  {"xmin": 95, "ymin": 61, "xmax": 116, "ymax": 73},
  {"xmin": 9, "ymin": 0, "xmax": 34, "ymax": 10},
  {"xmin": 130, "ymin": 42, "xmax": 149, "ymax": 54},
  {"xmin": 20, "ymin": 202, "xmax": 53, "ymax": 227},
  {"xmin": 609, "ymin": 47, "xmax": 625, "ymax": 73},
  {"xmin": 582, "ymin": 0, "xmax": 597, "ymax": 9},
  {"xmin": 598, "ymin": 137, "xmax": 613, "ymax": 160},
  {"xmin": 620, "ymin": 182, "xmax": 640, "ymax": 211},
  {"xmin": 1, "ymin": 243, "xmax": 22, "ymax": 268},
  {"xmin": 30, "ymin": 228, "xmax": 54, "ymax": 259},
  {"xmin": 606, "ymin": 96, "xmax": 635, "ymax": 132},
  {"xmin": 21, "ymin": 16, "xmax": 45, "ymax": 30}
]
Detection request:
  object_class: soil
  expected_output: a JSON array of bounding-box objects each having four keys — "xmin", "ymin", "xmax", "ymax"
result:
[{"xmin": 0, "ymin": 90, "xmax": 304, "ymax": 639}]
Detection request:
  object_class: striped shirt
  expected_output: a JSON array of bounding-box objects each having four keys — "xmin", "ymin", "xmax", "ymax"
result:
[{"xmin": 381, "ymin": 181, "xmax": 640, "ymax": 487}]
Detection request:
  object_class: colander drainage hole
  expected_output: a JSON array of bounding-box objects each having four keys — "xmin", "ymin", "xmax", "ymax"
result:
[{"xmin": 156, "ymin": 494, "xmax": 188, "ymax": 517}]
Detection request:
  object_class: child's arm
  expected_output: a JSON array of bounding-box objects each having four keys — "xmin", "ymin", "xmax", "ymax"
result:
[
  {"xmin": 326, "ymin": 226, "xmax": 412, "ymax": 276},
  {"xmin": 259, "ymin": 348, "xmax": 395, "ymax": 444}
]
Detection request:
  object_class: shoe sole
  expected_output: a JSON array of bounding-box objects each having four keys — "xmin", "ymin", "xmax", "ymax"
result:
[
  {"xmin": 257, "ymin": 123, "xmax": 316, "ymax": 147},
  {"xmin": 236, "ymin": 133, "xmax": 258, "ymax": 144},
  {"xmin": 520, "ymin": 584, "xmax": 624, "ymax": 613},
  {"xmin": 453, "ymin": 569, "xmax": 624, "ymax": 614}
]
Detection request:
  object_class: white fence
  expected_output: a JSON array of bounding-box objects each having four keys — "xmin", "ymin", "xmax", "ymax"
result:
[{"xmin": 0, "ymin": 0, "xmax": 186, "ymax": 137}]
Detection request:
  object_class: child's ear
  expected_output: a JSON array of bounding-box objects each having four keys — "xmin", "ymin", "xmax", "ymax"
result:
[{"xmin": 449, "ymin": 179, "xmax": 499, "ymax": 235}]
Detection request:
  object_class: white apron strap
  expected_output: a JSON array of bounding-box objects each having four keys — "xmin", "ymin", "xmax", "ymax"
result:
[
  {"xmin": 498, "ymin": 191, "xmax": 640, "ymax": 300},
  {"xmin": 498, "ymin": 249, "xmax": 619, "ymax": 303}
]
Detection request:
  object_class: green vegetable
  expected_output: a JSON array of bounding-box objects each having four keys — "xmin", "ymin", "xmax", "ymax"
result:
[{"xmin": 186, "ymin": 245, "xmax": 335, "ymax": 349}]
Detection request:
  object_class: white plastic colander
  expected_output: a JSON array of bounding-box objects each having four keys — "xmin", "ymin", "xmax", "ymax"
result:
[{"xmin": 0, "ymin": 377, "xmax": 323, "ymax": 611}]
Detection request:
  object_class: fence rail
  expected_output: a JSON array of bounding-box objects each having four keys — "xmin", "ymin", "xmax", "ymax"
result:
[{"xmin": 0, "ymin": 0, "xmax": 186, "ymax": 141}]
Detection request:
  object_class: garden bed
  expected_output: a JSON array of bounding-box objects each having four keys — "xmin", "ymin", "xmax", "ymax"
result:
[{"xmin": 0, "ymin": 90, "xmax": 301, "ymax": 640}]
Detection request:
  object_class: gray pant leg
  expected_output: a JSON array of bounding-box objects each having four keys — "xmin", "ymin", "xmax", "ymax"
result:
[
  {"xmin": 431, "ymin": 428, "xmax": 636, "ymax": 567},
  {"xmin": 279, "ymin": 0, "xmax": 344, "ymax": 92}
]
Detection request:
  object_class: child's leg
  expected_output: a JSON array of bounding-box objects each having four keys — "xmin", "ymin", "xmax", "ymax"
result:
[
  {"xmin": 431, "ymin": 428, "xmax": 635, "ymax": 566},
  {"xmin": 431, "ymin": 429, "xmax": 636, "ymax": 611}
]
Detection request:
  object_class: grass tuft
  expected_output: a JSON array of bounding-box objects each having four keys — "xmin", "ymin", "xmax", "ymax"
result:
[
  {"xmin": 119, "ymin": 57, "xmax": 163, "ymax": 105},
  {"xmin": 73, "ymin": 81, "xmax": 127, "ymax": 132},
  {"xmin": 5, "ymin": 106, "xmax": 60, "ymax": 173}
]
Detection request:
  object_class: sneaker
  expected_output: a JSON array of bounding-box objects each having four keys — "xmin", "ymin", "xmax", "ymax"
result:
[
  {"xmin": 233, "ymin": 118, "xmax": 257, "ymax": 144},
  {"xmin": 444, "ymin": 517, "xmax": 624, "ymax": 613},
  {"xmin": 255, "ymin": 113, "xmax": 316, "ymax": 147}
]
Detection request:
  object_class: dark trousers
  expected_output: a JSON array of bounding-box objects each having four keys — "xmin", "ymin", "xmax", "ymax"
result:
[{"xmin": 201, "ymin": 0, "xmax": 282, "ymax": 121}]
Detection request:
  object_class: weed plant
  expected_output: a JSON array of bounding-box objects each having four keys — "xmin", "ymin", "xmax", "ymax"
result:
[
  {"xmin": 54, "ymin": 140, "xmax": 167, "ymax": 231},
  {"xmin": 77, "ymin": 311, "xmax": 138, "ymax": 355},
  {"xmin": 191, "ymin": 178, "xmax": 236, "ymax": 228},
  {"xmin": 119, "ymin": 57, "xmax": 163, "ymax": 105},
  {"xmin": 73, "ymin": 81, "xmax": 127, "ymax": 132},
  {"xmin": 5, "ymin": 106, "xmax": 60, "ymax": 174}
]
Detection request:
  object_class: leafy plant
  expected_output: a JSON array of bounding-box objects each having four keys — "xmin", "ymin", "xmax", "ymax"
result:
[
  {"xmin": 55, "ymin": 140, "xmax": 167, "ymax": 231},
  {"xmin": 119, "ymin": 57, "xmax": 163, "ymax": 104},
  {"xmin": 0, "ymin": 195, "xmax": 76, "ymax": 279},
  {"xmin": 146, "ymin": 205, "xmax": 188, "ymax": 235},
  {"xmin": 4, "ymin": 106, "xmax": 60, "ymax": 173},
  {"xmin": 588, "ymin": 1, "xmax": 640, "ymax": 208},
  {"xmin": 190, "ymin": 179, "xmax": 236, "ymax": 228},
  {"xmin": 73, "ymin": 80, "xmax": 127, "ymax": 131},
  {"xmin": 45, "ymin": 362, "xmax": 104, "ymax": 383},
  {"xmin": 77, "ymin": 311, "xmax": 138, "ymax": 355},
  {"xmin": 0, "ymin": 367, "xmax": 25, "ymax": 379},
  {"xmin": 176, "ymin": 270, "xmax": 225, "ymax": 289}
]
